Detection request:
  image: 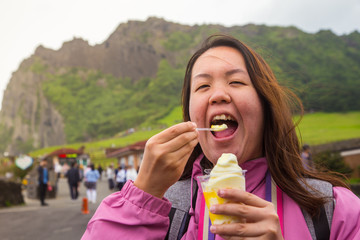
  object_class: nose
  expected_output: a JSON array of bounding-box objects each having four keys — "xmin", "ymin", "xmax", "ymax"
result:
[{"xmin": 209, "ymin": 87, "xmax": 231, "ymax": 105}]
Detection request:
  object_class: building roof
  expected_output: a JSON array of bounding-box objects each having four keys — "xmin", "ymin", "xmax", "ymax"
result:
[
  {"xmin": 106, "ymin": 140, "xmax": 147, "ymax": 158},
  {"xmin": 43, "ymin": 147, "xmax": 84, "ymax": 159}
]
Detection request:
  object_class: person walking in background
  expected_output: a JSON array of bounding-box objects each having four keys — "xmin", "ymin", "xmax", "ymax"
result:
[
  {"xmin": 84, "ymin": 164, "xmax": 100, "ymax": 203},
  {"xmin": 54, "ymin": 158, "xmax": 62, "ymax": 181},
  {"xmin": 79, "ymin": 164, "xmax": 84, "ymax": 181},
  {"xmin": 126, "ymin": 164, "xmax": 138, "ymax": 182},
  {"xmin": 106, "ymin": 164, "xmax": 115, "ymax": 191},
  {"xmin": 115, "ymin": 165, "xmax": 126, "ymax": 191},
  {"xmin": 37, "ymin": 159, "xmax": 49, "ymax": 206},
  {"xmin": 114, "ymin": 164, "xmax": 119, "ymax": 179},
  {"xmin": 53, "ymin": 158, "xmax": 62, "ymax": 190},
  {"xmin": 97, "ymin": 165, "xmax": 103, "ymax": 180},
  {"xmin": 61, "ymin": 162, "xmax": 70, "ymax": 178},
  {"xmin": 66, "ymin": 162, "xmax": 81, "ymax": 200},
  {"xmin": 301, "ymin": 144, "xmax": 313, "ymax": 170}
]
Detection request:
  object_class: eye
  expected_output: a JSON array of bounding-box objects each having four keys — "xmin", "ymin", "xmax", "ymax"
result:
[
  {"xmin": 230, "ymin": 81, "xmax": 245, "ymax": 86},
  {"xmin": 196, "ymin": 84, "xmax": 210, "ymax": 91}
]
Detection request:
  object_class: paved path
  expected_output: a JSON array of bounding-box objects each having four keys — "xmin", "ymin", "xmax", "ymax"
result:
[{"xmin": 0, "ymin": 176, "xmax": 113, "ymax": 240}]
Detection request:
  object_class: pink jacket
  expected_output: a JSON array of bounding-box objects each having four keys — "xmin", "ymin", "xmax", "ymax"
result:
[{"xmin": 82, "ymin": 157, "xmax": 360, "ymax": 240}]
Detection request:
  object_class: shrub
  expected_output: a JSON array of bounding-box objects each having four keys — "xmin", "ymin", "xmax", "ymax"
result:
[
  {"xmin": 313, "ymin": 151, "xmax": 353, "ymax": 178},
  {"xmin": 12, "ymin": 164, "xmax": 34, "ymax": 181}
]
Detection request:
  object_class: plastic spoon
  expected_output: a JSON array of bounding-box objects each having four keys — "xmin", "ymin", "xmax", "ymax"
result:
[{"xmin": 197, "ymin": 124, "xmax": 228, "ymax": 132}]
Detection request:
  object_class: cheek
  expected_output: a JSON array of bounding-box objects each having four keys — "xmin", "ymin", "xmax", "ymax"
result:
[
  {"xmin": 244, "ymin": 99, "xmax": 262, "ymax": 117},
  {"xmin": 189, "ymin": 96, "xmax": 201, "ymax": 122},
  {"xmin": 248, "ymin": 100, "xmax": 264, "ymax": 134},
  {"xmin": 244, "ymin": 89, "xmax": 263, "ymax": 113},
  {"xmin": 238, "ymin": 92, "xmax": 264, "ymax": 127},
  {"xmin": 189, "ymin": 99, "xmax": 195, "ymax": 121}
]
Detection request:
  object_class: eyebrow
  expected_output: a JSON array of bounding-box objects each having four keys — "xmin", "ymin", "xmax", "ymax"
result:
[
  {"xmin": 225, "ymin": 68, "xmax": 246, "ymax": 77},
  {"xmin": 193, "ymin": 68, "xmax": 246, "ymax": 79},
  {"xmin": 193, "ymin": 73, "xmax": 211, "ymax": 79}
]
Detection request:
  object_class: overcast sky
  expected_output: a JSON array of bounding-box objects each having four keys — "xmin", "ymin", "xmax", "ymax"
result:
[{"xmin": 1, "ymin": 0, "xmax": 359, "ymax": 109}]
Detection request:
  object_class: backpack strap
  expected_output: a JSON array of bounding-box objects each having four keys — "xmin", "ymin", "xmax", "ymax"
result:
[
  {"xmin": 313, "ymin": 206, "xmax": 331, "ymax": 240},
  {"xmin": 300, "ymin": 179, "xmax": 334, "ymax": 240},
  {"xmin": 164, "ymin": 179, "xmax": 196, "ymax": 240}
]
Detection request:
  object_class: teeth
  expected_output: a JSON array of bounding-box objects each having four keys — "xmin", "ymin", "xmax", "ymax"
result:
[{"xmin": 212, "ymin": 114, "xmax": 235, "ymax": 121}]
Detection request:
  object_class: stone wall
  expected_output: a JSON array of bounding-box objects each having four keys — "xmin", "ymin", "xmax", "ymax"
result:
[
  {"xmin": 0, "ymin": 179, "xmax": 24, "ymax": 207},
  {"xmin": 312, "ymin": 138, "xmax": 360, "ymax": 155}
]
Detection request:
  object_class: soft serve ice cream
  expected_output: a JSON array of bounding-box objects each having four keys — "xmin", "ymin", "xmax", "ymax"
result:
[
  {"xmin": 200, "ymin": 153, "xmax": 246, "ymax": 225},
  {"xmin": 210, "ymin": 124, "xmax": 228, "ymax": 131}
]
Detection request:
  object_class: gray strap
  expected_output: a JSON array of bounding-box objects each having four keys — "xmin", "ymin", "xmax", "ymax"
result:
[
  {"xmin": 300, "ymin": 178, "xmax": 334, "ymax": 240},
  {"xmin": 165, "ymin": 179, "xmax": 192, "ymax": 211},
  {"xmin": 165, "ymin": 179, "xmax": 192, "ymax": 239}
]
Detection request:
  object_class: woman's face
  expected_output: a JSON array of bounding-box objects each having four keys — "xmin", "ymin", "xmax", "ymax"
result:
[{"xmin": 189, "ymin": 46, "xmax": 264, "ymax": 165}]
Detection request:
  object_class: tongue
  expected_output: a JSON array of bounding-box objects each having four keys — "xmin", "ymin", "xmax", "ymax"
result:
[{"xmin": 213, "ymin": 125, "xmax": 236, "ymax": 138}]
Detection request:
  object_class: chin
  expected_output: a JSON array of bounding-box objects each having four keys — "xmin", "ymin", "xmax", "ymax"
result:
[{"xmin": 204, "ymin": 149, "xmax": 234, "ymax": 165}]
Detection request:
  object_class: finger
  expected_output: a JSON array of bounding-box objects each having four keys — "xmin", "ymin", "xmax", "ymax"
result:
[
  {"xmin": 211, "ymin": 222, "xmax": 261, "ymax": 238},
  {"xmin": 155, "ymin": 122, "xmax": 197, "ymax": 144},
  {"xmin": 163, "ymin": 129, "xmax": 199, "ymax": 154},
  {"xmin": 147, "ymin": 130, "xmax": 198, "ymax": 163},
  {"xmin": 217, "ymin": 189, "xmax": 269, "ymax": 208},
  {"xmin": 144, "ymin": 130, "xmax": 196, "ymax": 162},
  {"xmin": 167, "ymin": 137, "xmax": 199, "ymax": 165},
  {"xmin": 210, "ymin": 202, "xmax": 276, "ymax": 222},
  {"xmin": 144, "ymin": 122, "xmax": 197, "ymax": 156},
  {"xmin": 212, "ymin": 221, "xmax": 280, "ymax": 238}
]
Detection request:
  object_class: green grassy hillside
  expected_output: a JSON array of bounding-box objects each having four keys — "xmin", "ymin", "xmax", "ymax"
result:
[
  {"xmin": 296, "ymin": 112, "xmax": 360, "ymax": 145},
  {"xmin": 40, "ymin": 60, "xmax": 184, "ymax": 143}
]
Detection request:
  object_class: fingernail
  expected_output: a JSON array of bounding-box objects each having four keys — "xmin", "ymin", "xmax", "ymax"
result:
[
  {"xmin": 217, "ymin": 189, "xmax": 225, "ymax": 197},
  {"xmin": 210, "ymin": 225, "xmax": 216, "ymax": 232},
  {"xmin": 210, "ymin": 205, "xmax": 216, "ymax": 213}
]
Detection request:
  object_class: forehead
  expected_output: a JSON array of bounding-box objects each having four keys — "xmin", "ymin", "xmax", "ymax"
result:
[{"xmin": 193, "ymin": 46, "xmax": 245, "ymax": 72}]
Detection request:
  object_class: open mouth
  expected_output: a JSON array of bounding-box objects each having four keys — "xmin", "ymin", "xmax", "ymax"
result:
[{"xmin": 210, "ymin": 114, "xmax": 238, "ymax": 138}]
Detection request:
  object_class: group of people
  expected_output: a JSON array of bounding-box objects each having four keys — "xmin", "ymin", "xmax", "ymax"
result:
[
  {"xmin": 37, "ymin": 160, "xmax": 103, "ymax": 205},
  {"xmin": 81, "ymin": 34, "xmax": 360, "ymax": 239},
  {"xmin": 38, "ymin": 158, "xmax": 139, "ymax": 206},
  {"xmin": 106, "ymin": 164, "xmax": 138, "ymax": 192},
  {"xmin": 64, "ymin": 162, "xmax": 102, "ymax": 203}
]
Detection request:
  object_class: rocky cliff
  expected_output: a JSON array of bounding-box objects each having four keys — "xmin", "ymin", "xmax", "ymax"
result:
[
  {"xmin": 0, "ymin": 57, "xmax": 66, "ymax": 154},
  {"xmin": 0, "ymin": 17, "xmax": 193, "ymax": 155}
]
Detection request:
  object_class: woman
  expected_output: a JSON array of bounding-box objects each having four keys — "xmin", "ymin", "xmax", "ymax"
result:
[
  {"xmin": 84, "ymin": 164, "xmax": 100, "ymax": 203},
  {"xmin": 115, "ymin": 165, "xmax": 127, "ymax": 191},
  {"xmin": 82, "ymin": 35, "xmax": 360, "ymax": 239}
]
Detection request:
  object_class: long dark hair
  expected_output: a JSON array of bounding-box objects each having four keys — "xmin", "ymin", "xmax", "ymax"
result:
[{"xmin": 180, "ymin": 34, "xmax": 348, "ymax": 216}]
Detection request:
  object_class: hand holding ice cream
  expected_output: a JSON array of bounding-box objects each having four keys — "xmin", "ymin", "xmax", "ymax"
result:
[{"xmin": 199, "ymin": 153, "xmax": 246, "ymax": 224}]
